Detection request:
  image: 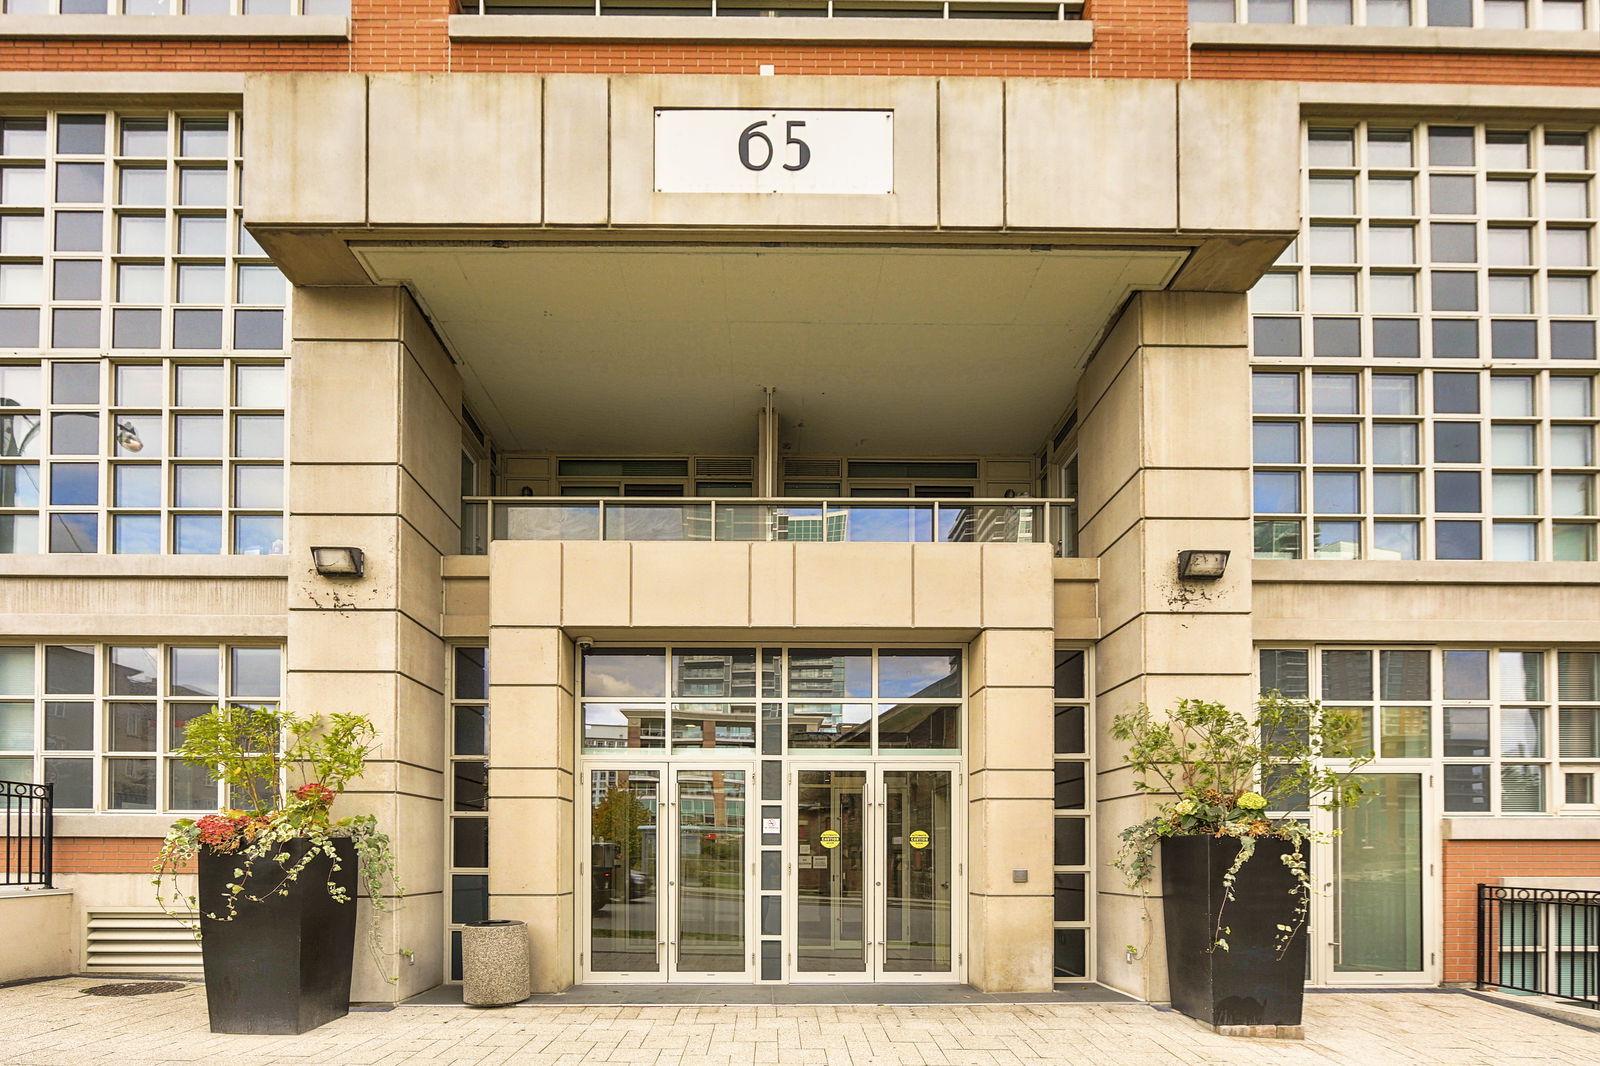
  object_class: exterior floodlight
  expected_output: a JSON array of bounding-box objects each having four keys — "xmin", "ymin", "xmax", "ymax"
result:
[
  {"xmin": 311, "ymin": 546, "xmax": 365, "ymax": 578},
  {"xmin": 1176, "ymin": 550, "xmax": 1230, "ymax": 581}
]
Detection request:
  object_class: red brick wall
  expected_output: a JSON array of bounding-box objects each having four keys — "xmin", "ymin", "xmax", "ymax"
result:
[
  {"xmin": 1441, "ymin": 839, "xmax": 1600, "ymax": 983},
  {"xmin": 53, "ymin": 837, "xmax": 186, "ymax": 875}
]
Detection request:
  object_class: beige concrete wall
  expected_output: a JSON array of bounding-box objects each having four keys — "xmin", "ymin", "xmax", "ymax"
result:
[
  {"xmin": 0, "ymin": 891, "xmax": 74, "ymax": 982},
  {"xmin": 243, "ymin": 73, "xmax": 1299, "ymax": 291},
  {"xmin": 0, "ymin": 556, "xmax": 286, "ymax": 638},
  {"xmin": 1075, "ymin": 291, "xmax": 1255, "ymax": 1003},
  {"xmin": 287, "ymin": 285, "xmax": 462, "ymax": 1001}
]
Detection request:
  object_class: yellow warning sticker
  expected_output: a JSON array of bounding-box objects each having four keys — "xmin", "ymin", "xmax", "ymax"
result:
[
  {"xmin": 909, "ymin": 830, "xmax": 930, "ymax": 849},
  {"xmin": 820, "ymin": 829, "xmax": 841, "ymax": 849}
]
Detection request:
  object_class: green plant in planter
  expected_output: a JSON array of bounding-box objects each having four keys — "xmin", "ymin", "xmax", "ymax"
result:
[
  {"xmin": 1111, "ymin": 693, "xmax": 1372, "ymax": 955},
  {"xmin": 152, "ymin": 705, "xmax": 401, "ymax": 976}
]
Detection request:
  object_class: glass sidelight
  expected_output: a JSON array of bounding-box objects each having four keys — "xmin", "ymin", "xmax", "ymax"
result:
[
  {"xmin": 795, "ymin": 770, "xmax": 868, "ymax": 973},
  {"xmin": 675, "ymin": 768, "xmax": 747, "ymax": 974},
  {"xmin": 883, "ymin": 769, "xmax": 953, "ymax": 974},
  {"xmin": 1334, "ymin": 772, "xmax": 1425, "ymax": 975},
  {"xmin": 588, "ymin": 768, "xmax": 662, "ymax": 974}
]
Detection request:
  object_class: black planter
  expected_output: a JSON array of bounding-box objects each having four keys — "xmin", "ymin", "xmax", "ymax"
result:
[
  {"xmin": 1159, "ymin": 835, "xmax": 1307, "ymax": 1030},
  {"xmin": 198, "ymin": 836, "xmax": 359, "ymax": 1035}
]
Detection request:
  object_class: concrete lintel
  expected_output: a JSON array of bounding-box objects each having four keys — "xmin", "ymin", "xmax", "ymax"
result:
[
  {"xmin": 448, "ymin": 13, "xmax": 1093, "ymax": 46},
  {"xmin": 1191, "ymin": 22, "xmax": 1600, "ymax": 55},
  {"xmin": 1253, "ymin": 558, "xmax": 1600, "ymax": 586},
  {"xmin": 0, "ymin": 553, "xmax": 286, "ymax": 579},
  {"xmin": 1444, "ymin": 817, "xmax": 1600, "ymax": 841},
  {"xmin": 0, "ymin": 13, "xmax": 349, "ymax": 38},
  {"xmin": 0, "ymin": 71, "xmax": 244, "ymax": 99}
]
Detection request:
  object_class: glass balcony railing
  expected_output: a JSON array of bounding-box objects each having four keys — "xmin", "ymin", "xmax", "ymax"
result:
[{"xmin": 458, "ymin": 497, "xmax": 1077, "ymax": 557}]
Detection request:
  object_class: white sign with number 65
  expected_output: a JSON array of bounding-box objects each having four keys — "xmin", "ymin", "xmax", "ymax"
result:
[{"xmin": 653, "ymin": 109, "xmax": 894, "ymax": 196}]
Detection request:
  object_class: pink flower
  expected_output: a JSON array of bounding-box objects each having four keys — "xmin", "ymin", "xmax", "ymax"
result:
[{"xmin": 295, "ymin": 782, "xmax": 336, "ymax": 806}]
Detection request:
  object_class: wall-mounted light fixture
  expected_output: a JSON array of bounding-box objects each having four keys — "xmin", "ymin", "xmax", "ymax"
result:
[
  {"xmin": 311, "ymin": 546, "xmax": 365, "ymax": 578},
  {"xmin": 1176, "ymin": 549, "xmax": 1230, "ymax": 581}
]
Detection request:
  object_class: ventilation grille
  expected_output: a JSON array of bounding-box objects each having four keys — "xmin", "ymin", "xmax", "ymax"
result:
[
  {"xmin": 85, "ymin": 910, "xmax": 202, "ymax": 976},
  {"xmin": 695, "ymin": 457, "xmax": 755, "ymax": 478},
  {"xmin": 783, "ymin": 458, "xmax": 842, "ymax": 478}
]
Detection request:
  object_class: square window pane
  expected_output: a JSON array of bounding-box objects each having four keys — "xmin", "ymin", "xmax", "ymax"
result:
[
  {"xmin": 1323, "ymin": 316, "xmax": 1365, "ymax": 362},
  {"xmin": 171, "ymin": 309, "xmax": 221, "ymax": 350},
  {"xmin": 1252, "ymin": 372, "xmax": 1300, "ymax": 414},
  {"xmin": 1553, "ymin": 473, "xmax": 1595, "ymax": 516},
  {"xmin": 112, "ymin": 513, "xmax": 160, "ymax": 554},
  {"xmin": 176, "ymin": 263, "xmax": 223, "ymax": 305},
  {"xmin": 1309, "ymin": 273, "xmax": 1357, "ymax": 313},
  {"xmin": 174, "ymin": 415, "xmax": 222, "ymax": 456},
  {"xmin": 1548, "ymin": 228, "xmax": 1591, "ymax": 267},
  {"xmin": 1313, "ymin": 421, "xmax": 1359, "ymax": 463},
  {"xmin": 1487, "ymin": 227, "xmax": 1532, "ymax": 266},
  {"xmin": 1368, "ymin": 177, "xmax": 1414, "ymax": 216},
  {"xmin": 1491, "ymin": 375, "xmax": 1535, "ymax": 416},
  {"xmin": 1369, "ymin": 225, "xmax": 1415, "ymax": 265},
  {"xmin": 55, "ymin": 163, "xmax": 104, "ymax": 204},
  {"xmin": 52, "ymin": 308, "xmax": 100, "ymax": 348},
  {"xmin": 1428, "ymin": 126, "xmax": 1474, "ymax": 166},
  {"xmin": 173, "ymin": 513, "xmax": 221, "ymax": 554},
  {"xmin": 1431, "ymin": 271, "xmax": 1478, "ymax": 312},
  {"xmin": 1253, "ymin": 318, "xmax": 1302, "ymax": 358},
  {"xmin": 1552, "ymin": 425, "xmax": 1593, "ymax": 466},
  {"xmin": 1436, "ymin": 520, "xmax": 1483, "ymax": 559},
  {"xmin": 1373, "ymin": 318, "xmax": 1421, "ymax": 357},
  {"xmin": 116, "ymin": 364, "xmax": 163, "ymax": 407},
  {"xmin": 1493, "ymin": 522, "xmax": 1537, "ymax": 560},
  {"xmin": 107, "ymin": 701, "xmax": 157, "ymax": 752},
  {"xmin": 110, "ymin": 308, "xmax": 160, "ymax": 350},
  {"xmin": 1433, "ymin": 372, "xmax": 1481, "ymax": 414},
  {"xmin": 1547, "ymin": 180, "xmax": 1589, "ymax": 220},
  {"xmin": 1434, "ymin": 421, "xmax": 1480, "ymax": 463},
  {"xmin": 1380, "ymin": 706, "xmax": 1430, "ymax": 758},
  {"xmin": 1445, "ymin": 649, "xmax": 1492, "ymax": 700},
  {"xmin": 50, "ymin": 411, "xmax": 99, "ymax": 455},
  {"xmin": 1374, "ymin": 471, "xmax": 1419, "ymax": 514},
  {"xmin": 48, "ymin": 513, "xmax": 96, "ymax": 552},
  {"xmin": 43, "ymin": 758, "xmax": 91, "ymax": 809},
  {"xmin": 1314, "ymin": 471, "xmax": 1360, "ymax": 512},
  {"xmin": 43, "ymin": 700, "xmax": 93, "ymax": 749},
  {"xmin": 1485, "ymin": 179, "xmax": 1530, "ymax": 218},
  {"xmin": 1491, "ymin": 320, "xmax": 1537, "ymax": 360},
  {"xmin": 1373, "ymin": 374, "xmax": 1418, "ymax": 414},
  {"xmin": 0, "ymin": 215, "xmax": 43, "ymax": 256},
  {"xmin": 1484, "ymin": 129, "xmax": 1530, "ymax": 170},
  {"xmin": 1493, "ymin": 473, "xmax": 1537, "ymax": 515},
  {"xmin": 118, "ymin": 166, "xmax": 166, "ymax": 206},
  {"xmin": 169, "ymin": 761, "xmax": 217, "ymax": 810},
  {"xmin": 235, "ymin": 364, "xmax": 284, "ymax": 408},
  {"xmin": 1374, "ymin": 520, "xmax": 1419, "ymax": 559},
  {"xmin": 169, "ymin": 647, "xmax": 218, "ymax": 698},
  {"xmin": 231, "ymin": 647, "xmax": 281, "ymax": 698},
  {"xmin": 1502, "ymin": 764, "xmax": 1546, "ymax": 813},
  {"xmin": 173, "ymin": 464, "xmax": 222, "ymax": 508},
  {"xmin": 1431, "ymin": 222, "xmax": 1477, "ymax": 263},
  {"xmin": 1435, "ymin": 470, "xmax": 1482, "ymax": 512},
  {"xmin": 116, "ymin": 263, "xmax": 163, "ymax": 305},
  {"xmin": 1549, "ymin": 276, "xmax": 1591, "ymax": 315},
  {"xmin": 1370, "ymin": 276, "xmax": 1416, "ymax": 314},
  {"xmin": 118, "ymin": 215, "xmax": 165, "ymax": 255},
  {"xmin": 1250, "ymin": 272, "xmax": 1298, "ymax": 313},
  {"xmin": 234, "ymin": 414, "xmax": 283, "ymax": 458},
  {"xmin": 234, "ymin": 309, "xmax": 283, "ymax": 350},
  {"xmin": 1255, "ymin": 423, "xmax": 1301, "ymax": 465},
  {"xmin": 1551, "ymin": 377, "xmax": 1593, "ymax": 417},
  {"xmin": 119, "ymin": 118, "xmax": 168, "ymax": 157},
  {"xmin": 1313, "ymin": 520, "xmax": 1360, "ymax": 558},
  {"xmin": 1374, "ymin": 422, "xmax": 1419, "ymax": 464},
  {"xmin": 1310, "ymin": 177, "xmax": 1356, "ymax": 215},
  {"xmin": 1551, "ymin": 321, "xmax": 1597, "ymax": 361},
  {"xmin": 1, "ymin": 463, "xmax": 40, "ymax": 511},
  {"xmin": 106, "ymin": 757, "xmax": 155, "ymax": 810},
  {"xmin": 1488, "ymin": 275, "xmax": 1532, "ymax": 314},
  {"xmin": 1322, "ymin": 650, "xmax": 1372, "ymax": 701},
  {"xmin": 1435, "ymin": 319, "xmax": 1482, "ymax": 361},
  {"xmin": 1312, "ymin": 373, "xmax": 1359, "ymax": 414},
  {"xmin": 237, "ymin": 265, "xmax": 285, "ymax": 305},
  {"xmin": 1308, "ymin": 129, "xmax": 1356, "ymax": 167},
  {"xmin": 1430, "ymin": 174, "xmax": 1475, "ymax": 214},
  {"xmin": 180, "ymin": 119, "xmax": 229, "ymax": 159},
  {"xmin": 49, "ymin": 462, "xmax": 97, "ymax": 505},
  {"xmin": 178, "ymin": 215, "xmax": 226, "ymax": 256},
  {"xmin": 53, "ymin": 211, "xmax": 102, "ymax": 253},
  {"xmin": 1254, "ymin": 518, "xmax": 1302, "ymax": 559},
  {"xmin": 178, "ymin": 167, "xmax": 227, "ymax": 207},
  {"xmin": 1500, "ymin": 650, "xmax": 1544, "ymax": 701},
  {"xmin": 232, "ymin": 514, "xmax": 283, "ymax": 556},
  {"xmin": 1253, "ymin": 471, "xmax": 1301, "ymax": 513},
  {"xmin": 1310, "ymin": 224, "xmax": 1357, "ymax": 263},
  {"xmin": 1554, "ymin": 523, "xmax": 1597, "ymax": 560},
  {"xmin": 1444, "ymin": 707, "xmax": 1490, "ymax": 757},
  {"xmin": 1367, "ymin": 129, "xmax": 1413, "ymax": 166}
]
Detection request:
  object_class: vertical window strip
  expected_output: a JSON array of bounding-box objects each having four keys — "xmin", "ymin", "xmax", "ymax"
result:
[
  {"xmin": 446, "ymin": 644, "xmax": 489, "ymax": 983},
  {"xmin": 1052, "ymin": 645, "xmax": 1093, "ymax": 983}
]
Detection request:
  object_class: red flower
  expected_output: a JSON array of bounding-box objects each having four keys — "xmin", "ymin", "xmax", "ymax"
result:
[
  {"xmin": 295, "ymin": 782, "xmax": 336, "ymax": 806},
  {"xmin": 196, "ymin": 814, "xmax": 239, "ymax": 848}
]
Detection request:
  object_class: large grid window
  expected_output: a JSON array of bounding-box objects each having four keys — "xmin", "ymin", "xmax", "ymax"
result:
[
  {"xmin": 0, "ymin": 357, "xmax": 285, "ymax": 554},
  {"xmin": 0, "ymin": 2, "xmax": 348, "ymax": 18},
  {"xmin": 580, "ymin": 646, "xmax": 962, "ymax": 756},
  {"xmin": 447, "ymin": 645, "xmax": 488, "ymax": 983},
  {"xmin": 1259, "ymin": 646, "xmax": 1600, "ymax": 813},
  {"xmin": 1252, "ymin": 121, "xmax": 1599, "ymax": 561},
  {"xmin": 1052, "ymin": 647, "xmax": 1092, "ymax": 983},
  {"xmin": 0, "ymin": 641, "xmax": 281, "ymax": 812},
  {"xmin": 1190, "ymin": 0, "xmax": 1592, "ymax": 27},
  {"xmin": 0, "ymin": 110, "xmax": 285, "ymax": 354}
]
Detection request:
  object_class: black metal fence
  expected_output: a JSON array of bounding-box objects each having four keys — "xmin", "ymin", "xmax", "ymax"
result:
[
  {"xmin": 1477, "ymin": 883, "xmax": 1600, "ymax": 1008},
  {"xmin": 1, "ymin": 780, "xmax": 53, "ymax": 889}
]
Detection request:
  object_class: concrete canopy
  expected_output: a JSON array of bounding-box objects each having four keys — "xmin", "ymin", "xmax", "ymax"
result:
[{"xmin": 354, "ymin": 243, "xmax": 1186, "ymax": 456}]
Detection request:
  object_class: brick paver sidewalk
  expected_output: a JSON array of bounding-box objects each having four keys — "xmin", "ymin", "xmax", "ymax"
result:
[{"xmin": 0, "ymin": 979, "xmax": 1594, "ymax": 1066}]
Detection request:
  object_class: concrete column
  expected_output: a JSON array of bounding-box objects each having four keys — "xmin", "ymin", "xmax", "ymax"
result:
[
  {"xmin": 967, "ymin": 627, "xmax": 1057, "ymax": 992},
  {"xmin": 1076, "ymin": 291, "xmax": 1255, "ymax": 1002},
  {"xmin": 286, "ymin": 285, "xmax": 462, "ymax": 1001},
  {"xmin": 486, "ymin": 544, "xmax": 576, "ymax": 992}
]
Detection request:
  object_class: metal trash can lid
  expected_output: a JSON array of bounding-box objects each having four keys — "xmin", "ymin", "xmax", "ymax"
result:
[{"xmin": 466, "ymin": 919, "xmax": 524, "ymax": 927}]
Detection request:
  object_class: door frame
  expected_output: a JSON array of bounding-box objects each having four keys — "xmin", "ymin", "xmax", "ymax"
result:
[
  {"xmin": 579, "ymin": 759, "xmax": 759, "ymax": 984},
  {"xmin": 785, "ymin": 758, "xmax": 966, "ymax": 985},
  {"xmin": 1308, "ymin": 765, "xmax": 1440, "ymax": 987}
]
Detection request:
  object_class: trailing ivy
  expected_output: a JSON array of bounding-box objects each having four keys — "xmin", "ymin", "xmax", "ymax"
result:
[
  {"xmin": 1111, "ymin": 693, "xmax": 1372, "ymax": 957},
  {"xmin": 151, "ymin": 705, "xmax": 403, "ymax": 982}
]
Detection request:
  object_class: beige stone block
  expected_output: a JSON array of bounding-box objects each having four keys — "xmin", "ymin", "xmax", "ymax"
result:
[
  {"xmin": 488, "ymin": 626, "xmax": 572, "ymax": 691},
  {"xmin": 966, "ymin": 768, "xmax": 1053, "ymax": 802},
  {"xmin": 910, "ymin": 543, "xmax": 982, "ymax": 629},
  {"xmin": 1093, "ymin": 526, "xmax": 1144, "ymax": 636},
  {"xmin": 243, "ymin": 73, "xmax": 366, "ymax": 226},
  {"xmin": 397, "ymin": 519, "xmax": 444, "ymax": 631},
  {"xmin": 1095, "ymin": 888, "xmax": 1166, "ymax": 1002},
  {"xmin": 353, "ymin": 891, "xmax": 447, "ymax": 1001},
  {"xmin": 969, "ymin": 686, "xmax": 1052, "ymax": 772},
  {"xmin": 937, "ymin": 77, "xmax": 1004, "ymax": 227},
  {"xmin": 1004, "ymin": 79, "xmax": 1176, "ymax": 230},
  {"xmin": 488, "ymin": 542, "xmax": 563, "ymax": 627},
  {"xmin": 1143, "ymin": 611, "xmax": 1254, "ymax": 677},
  {"xmin": 1141, "ymin": 347, "xmax": 1251, "ymax": 471},
  {"xmin": 288, "ymin": 608, "xmax": 398, "ymax": 674},
  {"xmin": 1091, "ymin": 614, "xmax": 1144, "ymax": 695},
  {"xmin": 1142, "ymin": 467, "xmax": 1252, "ymax": 520},
  {"xmin": 287, "ymin": 513, "xmax": 400, "ymax": 611},
  {"xmin": 1135, "ymin": 290, "xmax": 1250, "ymax": 350},
  {"xmin": 490, "ymin": 893, "xmax": 575, "ymax": 992},
  {"xmin": 1053, "ymin": 577, "xmax": 1098, "ymax": 639},
  {"xmin": 289, "ymin": 462, "xmax": 398, "ymax": 518},
  {"xmin": 395, "ymin": 672, "xmax": 449, "ymax": 773},
  {"xmin": 965, "ymin": 893, "xmax": 1053, "ymax": 992},
  {"xmin": 400, "ymin": 469, "xmax": 462, "ymax": 561},
  {"xmin": 444, "ymin": 576, "xmax": 489, "ymax": 639},
  {"xmin": 1178, "ymin": 81, "xmax": 1301, "ymax": 234},
  {"xmin": 489, "ymin": 795, "xmax": 574, "ymax": 897},
  {"xmin": 488, "ymin": 685, "xmax": 573, "ymax": 769},
  {"xmin": 289, "ymin": 670, "xmax": 397, "ymax": 748},
  {"xmin": 398, "ymin": 612, "xmax": 447, "ymax": 695},
  {"xmin": 489, "ymin": 767, "xmax": 574, "ymax": 801},
  {"xmin": 369, "ymin": 74, "xmax": 542, "ymax": 226},
  {"xmin": 400, "ymin": 293, "xmax": 457, "ymax": 395},
  {"xmin": 0, "ymin": 893, "xmax": 72, "ymax": 984},
  {"xmin": 400, "ymin": 357, "xmax": 465, "ymax": 515},
  {"xmin": 1076, "ymin": 355, "xmax": 1144, "ymax": 521},
  {"xmin": 1075, "ymin": 471, "xmax": 1142, "ymax": 561},
  {"xmin": 561, "ymin": 541, "xmax": 632, "ymax": 628},
  {"xmin": 1134, "ymin": 674, "xmax": 1257, "ymax": 721},
  {"xmin": 749, "ymin": 542, "xmax": 795, "ymax": 627},
  {"xmin": 971, "ymin": 628, "xmax": 1054, "ymax": 692},
  {"xmin": 290, "ymin": 285, "xmax": 402, "ymax": 343},
  {"xmin": 290, "ymin": 341, "xmax": 400, "ymax": 465},
  {"xmin": 980, "ymin": 545, "xmax": 1054, "ymax": 628},
  {"xmin": 793, "ymin": 544, "xmax": 914, "ymax": 628},
  {"xmin": 544, "ymin": 75, "xmax": 611, "ymax": 225},
  {"xmin": 1136, "ymin": 518, "xmax": 1253, "ymax": 617},
  {"xmin": 969, "ymin": 797, "xmax": 1053, "ymax": 895},
  {"xmin": 631, "ymin": 542, "xmax": 750, "ymax": 627},
  {"xmin": 1079, "ymin": 301, "xmax": 1140, "ymax": 414}
]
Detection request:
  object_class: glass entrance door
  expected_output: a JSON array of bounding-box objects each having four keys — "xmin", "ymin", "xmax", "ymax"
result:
[
  {"xmin": 791, "ymin": 765, "xmax": 959, "ymax": 982},
  {"xmin": 1314, "ymin": 770, "xmax": 1435, "ymax": 985},
  {"xmin": 584, "ymin": 764, "xmax": 753, "ymax": 982}
]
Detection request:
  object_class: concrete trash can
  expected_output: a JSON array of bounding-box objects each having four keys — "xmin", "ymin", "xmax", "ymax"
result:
[{"xmin": 461, "ymin": 919, "xmax": 532, "ymax": 1006}]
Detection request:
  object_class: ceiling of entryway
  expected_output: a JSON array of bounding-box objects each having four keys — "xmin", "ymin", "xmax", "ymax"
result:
[{"xmin": 354, "ymin": 243, "xmax": 1187, "ymax": 455}]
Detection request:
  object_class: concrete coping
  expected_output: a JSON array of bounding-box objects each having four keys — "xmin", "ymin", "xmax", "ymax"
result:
[
  {"xmin": 1442, "ymin": 816, "xmax": 1600, "ymax": 841},
  {"xmin": 0, "ymin": 13, "xmax": 350, "ymax": 38},
  {"xmin": 1189, "ymin": 22, "xmax": 1600, "ymax": 55},
  {"xmin": 0, "ymin": 887, "xmax": 72, "ymax": 898},
  {"xmin": 54, "ymin": 813, "xmax": 178, "ymax": 838},
  {"xmin": 0, "ymin": 553, "xmax": 288, "ymax": 578},
  {"xmin": 1252, "ymin": 558, "xmax": 1600, "ymax": 586},
  {"xmin": 448, "ymin": 13, "xmax": 1094, "ymax": 46}
]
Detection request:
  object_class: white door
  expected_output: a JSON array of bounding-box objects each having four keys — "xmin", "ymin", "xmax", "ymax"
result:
[{"xmin": 1311, "ymin": 769, "xmax": 1438, "ymax": 985}]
